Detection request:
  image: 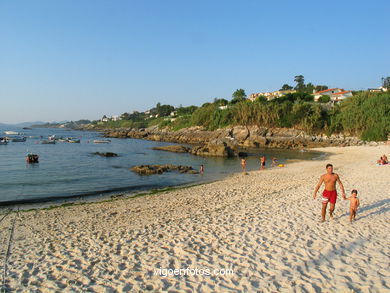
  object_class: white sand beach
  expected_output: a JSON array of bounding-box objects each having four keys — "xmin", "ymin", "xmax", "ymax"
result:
[{"xmin": 1, "ymin": 145, "xmax": 389, "ymax": 292}]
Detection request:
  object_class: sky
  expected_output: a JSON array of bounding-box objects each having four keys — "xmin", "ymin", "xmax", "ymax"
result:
[{"xmin": 0, "ymin": 0, "xmax": 389, "ymax": 123}]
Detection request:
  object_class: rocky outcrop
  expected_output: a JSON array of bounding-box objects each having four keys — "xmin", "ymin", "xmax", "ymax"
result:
[
  {"xmin": 152, "ymin": 141, "xmax": 236, "ymax": 157},
  {"xmin": 152, "ymin": 145, "xmax": 190, "ymax": 153},
  {"xmin": 190, "ymin": 141, "xmax": 235, "ymax": 157},
  {"xmin": 93, "ymin": 152, "xmax": 118, "ymax": 157},
  {"xmin": 130, "ymin": 164, "xmax": 199, "ymax": 175},
  {"xmin": 104, "ymin": 125, "xmax": 368, "ymax": 150}
]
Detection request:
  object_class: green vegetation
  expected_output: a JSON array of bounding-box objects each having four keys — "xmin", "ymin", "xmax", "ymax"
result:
[
  {"xmin": 91, "ymin": 86, "xmax": 390, "ymax": 141},
  {"xmin": 318, "ymin": 95, "xmax": 331, "ymax": 103}
]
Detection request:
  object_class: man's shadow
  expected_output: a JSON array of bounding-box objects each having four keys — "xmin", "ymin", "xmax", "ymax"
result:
[{"xmin": 337, "ymin": 198, "xmax": 390, "ymax": 220}]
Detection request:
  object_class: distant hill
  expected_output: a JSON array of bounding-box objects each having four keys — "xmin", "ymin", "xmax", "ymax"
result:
[{"xmin": 0, "ymin": 121, "xmax": 47, "ymax": 127}]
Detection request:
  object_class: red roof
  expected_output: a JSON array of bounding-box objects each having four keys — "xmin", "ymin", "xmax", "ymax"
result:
[
  {"xmin": 315, "ymin": 88, "xmax": 338, "ymax": 94},
  {"xmin": 332, "ymin": 91, "xmax": 351, "ymax": 96}
]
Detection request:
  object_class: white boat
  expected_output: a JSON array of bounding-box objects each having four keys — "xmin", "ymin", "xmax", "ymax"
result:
[
  {"xmin": 4, "ymin": 131, "xmax": 19, "ymax": 135},
  {"xmin": 93, "ymin": 139, "xmax": 111, "ymax": 144},
  {"xmin": 0, "ymin": 138, "xmax": 8, "ymax": 145},
  {"xmin": 68, "ymin": 139, "xmax": 80, "ymax": 143}
]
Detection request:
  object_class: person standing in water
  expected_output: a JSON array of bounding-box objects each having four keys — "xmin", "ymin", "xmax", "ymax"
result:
[
  {"xmin": 241, "ymin": 158, "xmax": 247, "ymax": 173},
  {"xmin": 313, "ymin": 164, "xmax": 346, "ymax": 222},
  {"xmin": 260, "ymin": 156, "xmax": 266, "ymax": 170}
]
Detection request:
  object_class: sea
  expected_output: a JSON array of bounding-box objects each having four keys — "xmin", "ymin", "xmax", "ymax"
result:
[{"xmin": 0, "ymin": 126, "xmax": 324, "ymax": 207}]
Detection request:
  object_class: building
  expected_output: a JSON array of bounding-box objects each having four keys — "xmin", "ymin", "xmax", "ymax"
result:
[
  {"xmin": 368, "ymin": 86, "xmax": 388, "ymax": 93},
  {"xmin": 111, "ymin": 115, "xmax": 120, "ymax": 121},
  {"xmin": 249, "ymin": 90, "xmax": 296, "ymax": 101},
  {"xmin": 313, "ymin": 88, "xmax": 353, "ymax": 102}
]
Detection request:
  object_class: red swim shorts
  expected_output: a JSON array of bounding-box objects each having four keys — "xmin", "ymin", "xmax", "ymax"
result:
[{"xmin": 322, "ymin": 190, "xmax": 337, "ymax": 204}]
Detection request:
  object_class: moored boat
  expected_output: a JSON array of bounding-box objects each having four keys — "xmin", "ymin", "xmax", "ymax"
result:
[
  {"xmin": 4, "ymin": 131, "xmax": 19, "ymax": 135},
  {"xmin": 93, "ymin": 139, "xmax": 111, "ymax": 144},
  {"xmin": 41, "ymin": 140, "xmax": 56, "ymax": 144},
  {"xmin": 0, "ymin": 138, "xmax": 8, "ymax": 145},
  {"xmin": 68, "ymin": 139, "xmax": 80, "ymax": 143},
  {"xmin": 6, "ymin": 136, "xmax": 26, "ymax": 142}
]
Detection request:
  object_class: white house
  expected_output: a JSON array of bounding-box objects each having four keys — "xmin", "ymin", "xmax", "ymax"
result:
[
  {"xmin": 314, "ymin": 88, "xmax": 353, "ymax": 102},
  {"xmin": 249, "ymin": 90, "xmax": 296, "ymax": 101},
  {"xmin": 111, "ymin": 115, "xmax": 120, "ymax": 121},
  {"xmin": 368, "ymin": 86, "xmax": 388, "ymax": 93}
]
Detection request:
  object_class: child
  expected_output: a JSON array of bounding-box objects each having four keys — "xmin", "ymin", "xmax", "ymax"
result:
[
  {"xmin": 241, "ymin": 158, "xmax": 247, "ymax": 173},
  {"xmin": 345, "ymin": 189, "xmax": 360, "ymax": 223}
]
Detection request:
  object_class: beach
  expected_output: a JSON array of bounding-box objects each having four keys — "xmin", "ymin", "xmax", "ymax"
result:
[{"xmin": 1, "ymin": 145, "xmax": 389, "ymax": 292}]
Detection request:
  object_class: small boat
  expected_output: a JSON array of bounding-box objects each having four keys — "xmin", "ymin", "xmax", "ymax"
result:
[
  {"xmin": 0, "ymin": 138, "xmax": 8, "ymax": 145},
  {"xmin": 58, "ymin": 138, "xmax": 67, "ymax": 142},
  {"xmin": 26, "ymin": 154, "xmax": 39, "ymax": 163},
  {"xmin": 93, "ymin": 139, "xmax": 111, "ymax": 144},
  {"xmin": 7, "ymin": 136, "xmax": 26, "ymax": 142},
  {"xmin": 48, "ymin": 135, "xmax": 59, "ymax": 141},
  {"xmin": 4, "ymin": 131, "xmax": 19, "ymax": 135},
  {"xmin": 68, "ymin": 139, "xmax": 80, "ymax": 143},
  {"xmin": 41, "ymin": 140, "xmax": 56, "ymax": 144},
  {"xmin": 22, "ymin": 127, "xmax": 32, "ymax": 130}
]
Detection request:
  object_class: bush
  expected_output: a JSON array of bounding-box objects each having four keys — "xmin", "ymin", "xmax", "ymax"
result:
[{"xmin": 318, "ymin": 95, "xmax": 331, "ymax": 103}]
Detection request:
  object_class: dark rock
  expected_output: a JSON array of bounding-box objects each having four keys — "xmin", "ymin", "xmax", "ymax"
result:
[
  {"xmin": 93, "ymin": 152, "xmax": 118, "ymax": 157},
  {"xmin": 190, "ymin": 142, "xmax": 235, "ymax": 157},
  {"xmin": 130, "ymin": 164, "xmax": 199, "ymax": 175},
  {"xmin": 238, "ymin": 152, "xmax": 248, "ymax": 157},
  {"xmin": 152, "ymin": 145, "xmax": 190, "ymax": 153}
]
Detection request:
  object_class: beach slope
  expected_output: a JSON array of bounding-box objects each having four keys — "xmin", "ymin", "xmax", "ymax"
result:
[{"xmin": 1, "ymin": 145, "xmax": 389, "ymax": 292}]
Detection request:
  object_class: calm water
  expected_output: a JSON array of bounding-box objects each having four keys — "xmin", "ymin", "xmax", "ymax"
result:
[{"xmin": 0, "ymin": 126, "xmax": 323, "ymax": 206}]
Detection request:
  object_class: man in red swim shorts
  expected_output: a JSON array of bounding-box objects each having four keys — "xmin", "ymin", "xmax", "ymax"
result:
[{"xmin": 313, "ymin": 164, "xmax": 346, "ymax": 222}]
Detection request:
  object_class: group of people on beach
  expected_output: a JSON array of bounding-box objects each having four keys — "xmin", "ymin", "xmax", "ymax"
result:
[
  {"xmin": 377, "ymin": 154, "xmax": 388, "ymax": 165},
  {"xmin": 313, "ymin": 163, "xmax": 360, "ymax": 223},
  {"xmin": 240, "ymin": 156, "xmax": 278, "ymax": 173}
]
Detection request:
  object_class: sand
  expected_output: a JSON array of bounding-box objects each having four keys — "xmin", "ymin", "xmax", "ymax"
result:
[{"xmin": 0, "ymin": 145, "xmax": 389, "ymax": 292}]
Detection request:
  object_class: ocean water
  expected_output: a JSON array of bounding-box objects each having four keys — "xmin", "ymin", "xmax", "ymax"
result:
[{"xmin": 0, "ymin": 126, "xmax": 323, "ymax": 206}]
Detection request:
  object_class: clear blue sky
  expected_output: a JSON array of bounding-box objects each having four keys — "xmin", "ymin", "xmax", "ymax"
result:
[{"xmin": 1, "ymin": 0, "xmax": 389, "ymax": 123}]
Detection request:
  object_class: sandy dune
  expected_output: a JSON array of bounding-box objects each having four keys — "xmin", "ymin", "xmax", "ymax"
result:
[{"xmin": 0, "ymin": 145, "xmax": 389, "ymax": 292}]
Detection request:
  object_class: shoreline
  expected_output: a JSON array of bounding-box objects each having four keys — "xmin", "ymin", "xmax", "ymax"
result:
[
  {"xmin": 0, "ymin": 141, "xmax": 327, "ymax": 210},
  {"xmin": 1, "ymin": 145, "xmax": 388, "ymax": 291}
]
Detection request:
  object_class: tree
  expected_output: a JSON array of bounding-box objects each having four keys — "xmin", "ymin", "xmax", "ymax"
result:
[
  {"xmin": 120, "ymin": 112, "xmax": 131, "ymax": 120},
  {"xmin": 255, "ymin": 95, "xmax": 267, "ymax": 103},
  {"xmin": 315, "ymin": 85, "xmax": 328, "ymax": 92},
  {"xmin": 294, "ymin": 75, "xmax": 305, "ymax": 92},
  {"xmin": 318, "ymin": 95, "xmax": 331, "ymax": 103},
  {"xmin": 280, "ymin": 84, "xmax": 293, "ymax": 91},
  {"xmin": 382, "ymin": 77, "xmax": 390, "ymax": 89},
  {"xmin": 232, "ymin": 89, "xmax": 246, "ymax": 99},
  {"xmin": 305, "ymin": 82, "xmax": 315, "ymax": 94},
  {"xmin": 231, "ymin": 89, "xmax": 247, "ymax": 104},
  {"xmin": 214, "ymin": 98, "xmax": 229, "ymax": 106}
]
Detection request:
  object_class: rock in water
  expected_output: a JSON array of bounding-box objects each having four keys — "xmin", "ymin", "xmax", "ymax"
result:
[
  {"xmin": 190, "ymin": 142, "xmax": 235, "ymax": 157},
  {"xmin": 152, "ymin": 145, "xmax": 191, "ymax": 153},
  {"xmin": 93, "ymin": 152, "xmax": 118, "ymax": 157},
  {"xmin": 130, "ymin": 164, "xmax": 199, "ymax": 175}
]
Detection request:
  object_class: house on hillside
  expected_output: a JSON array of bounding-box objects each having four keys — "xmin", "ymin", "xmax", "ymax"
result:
[
  {"xmin": 249, "ymin": 90, "xmax": 296, "ymax": 101},
  {"xmin": 314, "ymin": 88, "xmax": 353, "ymax": 102},
  {"xmin": 368, "ymin": 86, "xmax": 388, "ymax": 93}
]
